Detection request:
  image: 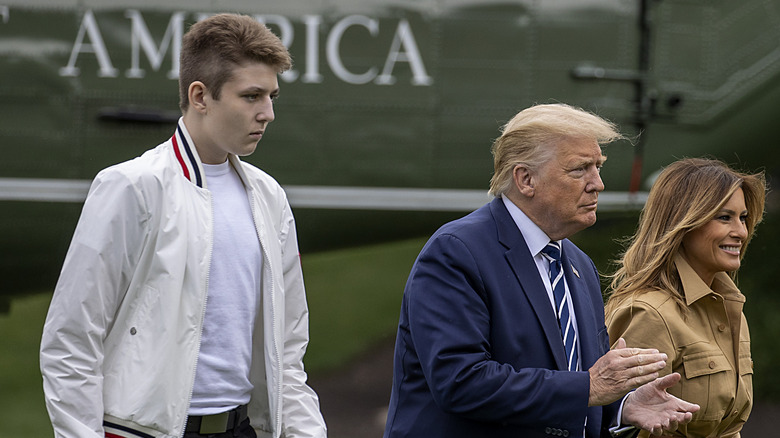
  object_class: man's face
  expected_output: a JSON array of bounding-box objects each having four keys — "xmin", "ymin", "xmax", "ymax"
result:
[
  {"xmin": 197, "ymin": 61, "xmax": 279, "ymax": 164},
  {"xmin": 528, "ymin": 137, "xmax": 606, "ymax": 240}
]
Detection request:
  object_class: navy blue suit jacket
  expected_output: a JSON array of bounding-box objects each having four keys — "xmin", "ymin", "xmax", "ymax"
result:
[{"xmin": 384, "ymin": 198, "xmax": 617, "ymax": 438}]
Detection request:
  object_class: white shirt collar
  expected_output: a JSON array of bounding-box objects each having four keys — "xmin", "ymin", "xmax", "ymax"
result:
[{"xmin": 501, "ymin": 195, "xmax": 558, "ymax": 257}]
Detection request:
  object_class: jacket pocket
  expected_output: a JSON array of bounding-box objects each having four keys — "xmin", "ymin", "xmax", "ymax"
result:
[
  {"xmin": 681, "ymin": 351, "xmax": 733, "ymax": 421},
  {"xmin": 104, "ymin": 284, "xmax": 164, "ymax": 398}
]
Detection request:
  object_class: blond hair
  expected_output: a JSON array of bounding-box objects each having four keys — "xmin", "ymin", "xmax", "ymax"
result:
[
  {"xmin": 488, "ymin": 103, "xmax": 623, "ymax": 197},
  {"xmin": 605, "ymin": 158, "xmax": 766, "ymax": 314}
]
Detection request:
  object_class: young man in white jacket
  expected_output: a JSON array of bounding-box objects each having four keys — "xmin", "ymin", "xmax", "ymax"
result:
[{"xmin": 40, "ymin": 13, "xmax": 327, "ymax": 438}]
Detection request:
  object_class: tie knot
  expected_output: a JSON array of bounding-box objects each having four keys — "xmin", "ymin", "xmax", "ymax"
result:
[{"xmin": 541, "ymin": 241, "xmax": 561, "ymax": 262}]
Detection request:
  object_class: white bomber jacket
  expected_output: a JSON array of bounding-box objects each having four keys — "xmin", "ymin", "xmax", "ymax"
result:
[{"xmin": 40, "ymin": 119, "xmax": 327, "ymax": 438}]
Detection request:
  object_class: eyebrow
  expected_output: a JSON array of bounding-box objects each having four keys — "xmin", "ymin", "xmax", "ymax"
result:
[
  {"xmin": 241, "ymin": 85, "xmax": 279, "ymax": 95},
  {"xmin": 570, "ymin": 155, "xmax": 607, "ymax": 168},
  {"xmin": 719, "ymin": 208, "xmax": 749, "ymax": 215}
]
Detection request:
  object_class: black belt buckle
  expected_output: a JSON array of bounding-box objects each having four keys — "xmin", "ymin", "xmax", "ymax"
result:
[
  {"xmin": 199, "ymin": 411, "xmax": 231, "ymax": 434},
  {"xmin": 187, "ymin": 405, "xmax": 247, "ymax": 434}
]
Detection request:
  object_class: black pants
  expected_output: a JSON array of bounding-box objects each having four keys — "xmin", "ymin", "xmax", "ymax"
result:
[{"xmin": 183, "ymin": 418, "xmax": 257, "ymax": 438}]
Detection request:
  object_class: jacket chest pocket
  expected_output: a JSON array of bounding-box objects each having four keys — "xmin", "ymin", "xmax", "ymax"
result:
[{"xmin": 681, "ymin": 351, "xmax": 734, "ymax": 421}]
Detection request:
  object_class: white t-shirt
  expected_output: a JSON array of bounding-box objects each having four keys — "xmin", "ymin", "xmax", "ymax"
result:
[{"xmin": 189, "ymin": 160, "xmax": 263, "ymax": 415}]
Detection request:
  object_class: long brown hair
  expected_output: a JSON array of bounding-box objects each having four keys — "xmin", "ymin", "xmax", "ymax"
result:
[{"xmin": 605, "ymin": 158, "xmax": 766, "ymax": 314}]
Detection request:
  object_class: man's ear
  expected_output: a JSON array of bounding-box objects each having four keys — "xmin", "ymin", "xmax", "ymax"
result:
[
  {"xmin": 188, "ymin": 81, "xmax": 208, "ymax": 114},
  {"xmin": 513, "ymin": 164, "xmax": 535, "ymax": 197}
]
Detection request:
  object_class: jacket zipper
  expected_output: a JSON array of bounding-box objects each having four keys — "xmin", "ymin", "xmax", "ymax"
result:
[
  {"xmin": 250, "ymin": 190, "xmax": 283, "ymax": 438},
  {"xmin": 180, "ymin": 190, "xmax": 213, "ymax": 438}
]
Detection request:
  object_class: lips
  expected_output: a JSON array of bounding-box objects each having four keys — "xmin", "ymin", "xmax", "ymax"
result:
[{"xmin": 720, "ymin": 245, "xmax": 741, "ymax": 255}]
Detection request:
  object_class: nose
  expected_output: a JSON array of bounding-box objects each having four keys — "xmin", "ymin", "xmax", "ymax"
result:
[
  {"xmin": 732, "ymin": 219, "xmax": 748, "ymax": 239},
  {"xmin": 587, "ymin": 168, "xmax": 605, "ymax": 193},
  {"xmin": 257, "ymin": 96, "xmax": 275, "ymax": 124}
]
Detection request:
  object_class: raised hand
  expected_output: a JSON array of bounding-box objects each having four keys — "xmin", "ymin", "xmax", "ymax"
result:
[
  {"xmin": 588, "ymin": 338, "xmax": 668, "ymax": 406},
  {"xmin": 622, "ymin": 372, "xmax": 700, "ymax": 435}
]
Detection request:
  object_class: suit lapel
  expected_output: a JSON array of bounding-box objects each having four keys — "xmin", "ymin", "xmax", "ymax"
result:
[
  {"xmin": 561, "ymin": 250, "xmax": 600, "ymax": 369},
  {"xmin": 562, "ymin": 245, "xmax": 606, "ymax": 437},
  {"xmin": 490, "ymin": 199, "xmax": 568, "ymax": 370}
]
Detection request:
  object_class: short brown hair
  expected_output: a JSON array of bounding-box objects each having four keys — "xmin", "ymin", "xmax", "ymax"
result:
[
  {"xmin": 179, "ymin": 13, "xmax": 292, "ymax": 112},
  {"xmin": 488, "ymin": 103, "xmax": 624, "ymax": 197}
]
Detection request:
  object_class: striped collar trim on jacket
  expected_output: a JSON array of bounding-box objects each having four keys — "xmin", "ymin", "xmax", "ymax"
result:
[{"xmin": 171, "ymin": 118, "xmax": 205, "ymax": 189}]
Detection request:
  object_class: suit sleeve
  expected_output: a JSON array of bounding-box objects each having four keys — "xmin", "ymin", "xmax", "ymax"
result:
[
  {"xmin": 39, "ymin": 169, "xmax": 148, "ymax": 438},
  {"xmin": 404, "ymin": 233, "xmax": 590, "ymax": 428},
  {"xmin": 277, "ymin": 197, "xmax": 327, "ymax": 438}
]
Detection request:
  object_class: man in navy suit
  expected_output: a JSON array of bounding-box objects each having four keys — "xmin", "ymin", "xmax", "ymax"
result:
[{"xmin": 383, "ymin": 103, "xmax": 699, "ymax": 438}]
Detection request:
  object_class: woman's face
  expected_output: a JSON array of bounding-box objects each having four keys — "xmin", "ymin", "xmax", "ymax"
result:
[{"xmin": 681, "ymin": 188, "xmax": 748, "ymax": 286}]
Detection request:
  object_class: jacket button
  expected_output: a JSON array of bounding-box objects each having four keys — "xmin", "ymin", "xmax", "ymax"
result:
[
  {"xmin": 709, "ymin": 361, "xmax": 716, "ymax": 369},
  {"xmin": 718, "ymin": 324, "xmax": 727, "ymax": 332},
  {"xmin": 130, "ymin": 327, "xmax": 137, "ymax": 335}
]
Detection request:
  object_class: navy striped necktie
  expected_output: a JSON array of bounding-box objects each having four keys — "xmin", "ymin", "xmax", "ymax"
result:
[{"xmin": 541, "ymin": 241, "xmax": 579, "ymax": 372}]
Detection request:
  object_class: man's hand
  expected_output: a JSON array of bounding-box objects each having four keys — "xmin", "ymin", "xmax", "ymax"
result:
[
  {"xmin": 622, "ymin": 372, "xmax": 700, "ymax": 435},
  {"xmin": 588, "ymin": 338, "xmax": 667, "ymax": 406}
]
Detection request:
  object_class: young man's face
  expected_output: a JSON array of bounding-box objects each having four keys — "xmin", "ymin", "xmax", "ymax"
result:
[{"xmin": 197, "ymin": 61, "xmax": 279, "ymax": 164}]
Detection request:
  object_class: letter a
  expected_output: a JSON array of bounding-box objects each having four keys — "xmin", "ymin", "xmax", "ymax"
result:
[
  {"xmin": 60, "ymin": 10, "xmax": 118, "ymax": 78},
  {"xmin": 376, "ymin": 19, "xmax": 432, "ymax": 86}
]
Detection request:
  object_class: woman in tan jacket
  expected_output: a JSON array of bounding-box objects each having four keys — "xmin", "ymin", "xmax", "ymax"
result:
[{"xmin": 605, "ymin": 158, "xmax": 766, "ymax": 438}]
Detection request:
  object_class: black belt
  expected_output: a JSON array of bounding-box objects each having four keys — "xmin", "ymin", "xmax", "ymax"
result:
[{"xmin": 185, "ymin": 405, "xmax": 248, "ymax": 434}]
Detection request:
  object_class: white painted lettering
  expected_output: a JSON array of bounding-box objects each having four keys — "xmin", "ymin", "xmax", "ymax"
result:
[
  {"xmin": 55, "ymin": 10, "xmax": 432, "ymax": 86},
  {"xmin": 125, "ymin": 10, "xmax": 184, "ymax": 79},
  {"xmin": 376, "ymin": 19, "xmax": 432, "ymax": 86},
  {"xmin": 327, "ymin": 15, "xmax": 379, "ymax": 85},
  {"xmin": 59, "ymin": 9, "xmax": 118, "ymax": 78},
  {"xmin": 302, "ymin": 15, "xmax": 324, "ymax": 84},
  {"xmin": 125, "ymin": 9, "xmax": 184, "ymax": 79}
]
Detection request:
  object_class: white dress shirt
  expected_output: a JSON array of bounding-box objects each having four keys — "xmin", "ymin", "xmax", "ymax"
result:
[{"xmin": 501, "ymin": 195, "xmax": 582, "ymax": 370}]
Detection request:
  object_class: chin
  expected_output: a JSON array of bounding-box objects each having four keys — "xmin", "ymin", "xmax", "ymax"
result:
[
  {"xmin": 580, "ymin": 214, "xmax": 597, "ymax": 227},
  {"xmin": 238, "ymin": 146, "xmax": 259, "ymax": 157}
]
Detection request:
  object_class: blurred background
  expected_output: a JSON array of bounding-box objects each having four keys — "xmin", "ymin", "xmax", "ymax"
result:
[{"xmin": 1, "ymin": 0, "xmax": 778, "ymax": 436}]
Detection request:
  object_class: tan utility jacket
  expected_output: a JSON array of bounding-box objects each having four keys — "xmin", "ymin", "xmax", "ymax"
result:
[{"xmin": 607, "ymin": 254, "xmax": 752, "ymax": 438}]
